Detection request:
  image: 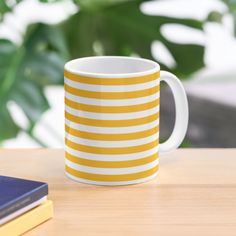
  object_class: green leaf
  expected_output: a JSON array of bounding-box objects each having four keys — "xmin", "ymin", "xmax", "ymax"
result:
[
  {"xmin": 0, "ymin": 0, "xmax": 22, "ymax": 19},
  {"xmin": 62, "ymin": 0, "xmax": 205, "ymax": 77},
  {"xmin": 0, "ymin": 40, "xmax": 18, "ymax": 91},
  {"xmin": 62, "ymin": 11, "xmax": 96, "ymax": 58},
  {"xmin": 10, "ymin": 81, "xmax": 50, "ymax": 124},
  {"xmin": 164, "ymin": 41, "xmax": 204, "ymax": 78},
  {"xmin": 0, "ymin": 0, "xmax": 207, "ymax": 145},
  {"xmin": 0, "ymin": 105, "xmax": 19, "ymax": 142},
  {"xmin": 0, "ymin": 24, "xmax": 68, "ymax": 143},
  {"xmin": 0, "ymin": 1, "xmax": 11, "ymax": 16}
]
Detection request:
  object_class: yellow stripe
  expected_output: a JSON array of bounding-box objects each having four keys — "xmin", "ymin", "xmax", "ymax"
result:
[
  {"xmin": 64, "ymin": 84, "xmax": 160, "ymax": 99},
  {"xmin": 65, "ymin": 97, "xmax": 160, "ymax": 113},
  {"xmin": 64, "ymin": 70, "xmax": 160, "ymax": 85},
  {"xmin": 65, "ymin": 165, "xmax": 159, "ymax": 182},
  {"xmin": 65, "ymin": 138, "xmax": 159, "ymax": 154},
  {"xmin": 65, "ymin": 152, "xmax": 158, "ymax": 168},
  {"xmin": 65, "ymin": 124, "xmax": 159, "ymax": 141},
  {"xmin": 65, "ymin": 111, "xmax": 159, "ymax": 127}
]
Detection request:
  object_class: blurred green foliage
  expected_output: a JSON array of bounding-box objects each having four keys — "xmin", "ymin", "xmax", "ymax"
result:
[
  {"xmin": 223, "ymin": 0, "xmax": 236, "ymax": 35},
  {"xmin": 0, "ymin": 0, "xmax": 206, "ymax": 145},
  {"xmin": 0, "ymin": 25, "xmax": 68, "ymax": 144}
]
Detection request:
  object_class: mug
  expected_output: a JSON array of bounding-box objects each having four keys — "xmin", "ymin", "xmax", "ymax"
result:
[{"xmin": 64, "ymin": 56, "xmax": 188, "ymax": 186}]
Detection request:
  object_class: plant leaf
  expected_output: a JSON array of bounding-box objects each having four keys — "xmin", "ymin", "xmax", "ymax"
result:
[
  {"xmin": 0, "ymin": 105, "xmax": 19, "ymax": 142},
  {"xmin": 62, "ymin": 0, "xmax": 205, "ymax": 77},
  {"xmin": 0, "ymin": 24, "xmax": 68, "ymax": 142},
  {"xmin": 0, "ymin": 0, "xmax": 22, "ymax": 18}
]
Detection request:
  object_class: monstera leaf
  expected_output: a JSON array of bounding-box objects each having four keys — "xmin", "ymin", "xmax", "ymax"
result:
[
  {"xmin": 0, "ymin": 24, "xmax": 68, "ymax": 143},
  {"xmin": 0, "ymin": 0, "xmax": 206, "ymax": 145},
  {"xmin": 63, "ymin": 0, "xmax": 204, "ymax": 78}
]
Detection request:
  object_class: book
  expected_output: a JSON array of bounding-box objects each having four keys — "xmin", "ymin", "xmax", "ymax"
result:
[
  {"xmin": 0, "ymin": 196, "xmax": 47, "ymax": 225},
  {"xmin": 0, "ymin": 200, "xmax": 53, "ymax": 236},
  {"xmin": 0, "ymin": 175, "xmax": 48, "ymax": 221}
]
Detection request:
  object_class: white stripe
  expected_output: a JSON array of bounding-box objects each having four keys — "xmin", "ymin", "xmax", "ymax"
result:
[
  {"xmin": 65, "ymin": 104, "xmax": 159, "ymax": 120},
  {"xmin": 65, "ymin": 91, "xmax": 160, "ymax": 106},
  {"xmin": 65, "ymin": 118, "xmax": 159, "ymax": 133},
  {"xmin": 66, "ymin": 132, "xmax": 159, "ymax": 148},
  {"xmin": 65, "ymin": 145, "xmax": 159, "ymax": 161},
  {"xmin": 65, "ymin": 158, "xmax": 159, "ymax": 175},
  {"xmin": 65, "ymin": 171, "xmax": 158, "ymax": 186},
  {"xmin": 65, "ymin": 77, "xmax": 159, "ymax": 92}
]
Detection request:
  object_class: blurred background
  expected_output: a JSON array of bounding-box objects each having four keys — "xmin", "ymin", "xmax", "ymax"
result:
[{"xmin": 0, "ymin": 0, "xmax": 235, "ymax": 148}]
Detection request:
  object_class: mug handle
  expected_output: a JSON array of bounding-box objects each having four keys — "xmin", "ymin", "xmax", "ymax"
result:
[{"xmin": 159, "ymin": 71, "xmax": 189, "ymax": 153}]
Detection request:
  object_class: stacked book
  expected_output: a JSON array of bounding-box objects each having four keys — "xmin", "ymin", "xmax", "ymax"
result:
[{"xmin": 0, "ymin": 176, "xmax": 53, "ymax": 235}]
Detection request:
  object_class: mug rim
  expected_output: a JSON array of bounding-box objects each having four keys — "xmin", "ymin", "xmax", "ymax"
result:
[{"xmin": 64, "ymin": 56, "xmax": 160, "ymax": 78}]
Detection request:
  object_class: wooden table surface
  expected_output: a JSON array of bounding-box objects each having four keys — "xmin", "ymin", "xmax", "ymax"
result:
[{"xmin": 0, "ymin": 149, "xmax": 236, "ymax": 236}]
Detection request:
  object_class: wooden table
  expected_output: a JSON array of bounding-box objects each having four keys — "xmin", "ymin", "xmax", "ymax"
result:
[{"xmin": 0, "ymin": 149, "xmax": 236, "ymax": 236}]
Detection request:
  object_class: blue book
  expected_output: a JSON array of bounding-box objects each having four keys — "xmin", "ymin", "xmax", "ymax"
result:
[{"xmin": 0, "ymin": 176, "xmax": 48, "ymax": 221}]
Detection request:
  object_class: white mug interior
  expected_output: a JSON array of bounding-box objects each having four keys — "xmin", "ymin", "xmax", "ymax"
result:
[{"xmin": 64, "ymin": 56, "xmax": 160, "ymax": 78}]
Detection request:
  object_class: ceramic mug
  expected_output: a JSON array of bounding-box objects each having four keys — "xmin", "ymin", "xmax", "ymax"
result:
[{"xmin": 64, "ymin": 56, "xmax": 188, "ymax": 186}]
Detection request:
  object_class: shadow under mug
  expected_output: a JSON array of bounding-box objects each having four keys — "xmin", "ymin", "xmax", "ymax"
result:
[{"xmin": 64, "ymin": 56, "xmax": 188, "ymax": 186}]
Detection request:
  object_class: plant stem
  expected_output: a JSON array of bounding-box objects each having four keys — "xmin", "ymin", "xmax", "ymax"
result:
[
  {"xmin": 20, "ymin": 127, "xmax": 48, "ymax": 147},
  {"xmin": 40, "ymin": 120, "xmax": 63, "ymax": 144},
  {"xmin": 27, "ymin": 132, "xmax": 48, "ymax": 148}
]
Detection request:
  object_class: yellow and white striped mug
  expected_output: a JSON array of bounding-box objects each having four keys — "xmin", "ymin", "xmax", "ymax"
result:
[{"xmin": 64, "ymin": 56, "xmax": 188, "ymax": 186}]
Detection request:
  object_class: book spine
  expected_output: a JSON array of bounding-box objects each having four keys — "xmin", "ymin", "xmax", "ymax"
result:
[
  {"xmin": 0, "ymin": 200, "xmax": 53, "ymax": 236},
  {"xmin": 0, "ymin": 184, "xmax": 48, "ymax": 219}
]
